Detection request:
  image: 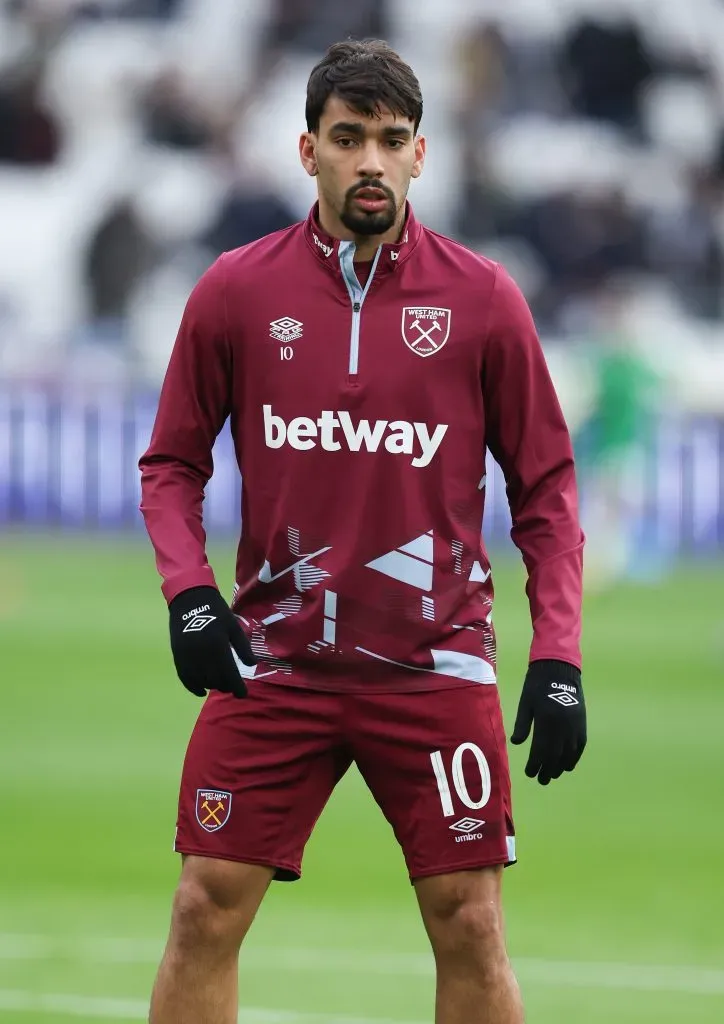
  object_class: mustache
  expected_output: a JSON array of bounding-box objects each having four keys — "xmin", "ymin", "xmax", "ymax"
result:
[{"xmin": 346, "ymin": 180, "xmax": 396, "ymax": 203}]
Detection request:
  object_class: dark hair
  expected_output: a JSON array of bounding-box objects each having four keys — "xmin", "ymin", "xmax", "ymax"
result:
[{"xmin": 306, "ymin": 39, "xmax": 423, "ymax": 134}]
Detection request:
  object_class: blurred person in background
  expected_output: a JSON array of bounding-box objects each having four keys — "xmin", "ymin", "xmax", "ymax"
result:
[
  {"xmin": 236, "ymin": 0, "xmax": 390, "ymax": 115},
  {"xmin": 74, "ymin": 0, "xmax": 182, "ymax": 18},
  {"xmin": 118, "ymin": 0, "xmax": 182, "ymax": 18},
  {"xmin": 491, "ymin": 186, "xmax": 646, "ymax": 332},
  {"xmin": 262, "ymin": 0, "xmax": 389, "ymax": 57},
  {"xmin": 83, "ymin": 194, "xmax": 159, "ymax": 348},
  {"xmin": 451, "ymin": 22, "xmax": 519, "ymax": 246},
  {"xmin": 0, "ymin": 58, "xmax": 62, "ymax": 165},
  {"xmin": 715, "ymin": 126, "xmax": 724, "ymax": 184},
  {"xmin": 455, "ymin": 17, "xmax": 562, "ymax": 133},
  {"xmin": 648, "ymin": 166, "xmax": 724, "ymax": 321},
  {"xmin": 201, "ymin": 158, "xmax": 298, "ymax": 257},
  {"xmin": 558, "ymin": 14, "xmax": 654, "ymax": 139},
  {"xmin": 140, "ymin": 67, "xmax": 220, "ymax": 151},
  {"xmin": 138, "ymin": 65, "xmax": 299, "ymax": 257},
  {"xmin": 575, "ymin": 280, "xmax": 662, "ymax": 590},
  {"xmin": 139, "ymin": 38, "xmax": 586, "ymax": 1024}
]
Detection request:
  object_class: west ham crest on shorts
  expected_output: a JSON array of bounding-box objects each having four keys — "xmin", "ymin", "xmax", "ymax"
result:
[
  {"xmin": 402, "ymin": 307, "xmax": 451, "ymax": 357},
  {"xmin": 195, "ymin": 789, "xmax": 232, "ymax": 832}
]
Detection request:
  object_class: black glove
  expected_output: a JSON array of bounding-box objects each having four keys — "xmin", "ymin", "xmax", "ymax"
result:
[
  {"xmin": 510, "ymin": 660, "xmax": 586, "ymax": 785},
  {"xmin": 168, "ymin": 586, "xmax": 255, "ymax": 699}
]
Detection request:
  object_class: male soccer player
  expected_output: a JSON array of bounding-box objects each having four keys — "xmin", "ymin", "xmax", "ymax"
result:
[{"xmin": 139, "ymin": 39, "xmax": 586, "ymax": 1024}]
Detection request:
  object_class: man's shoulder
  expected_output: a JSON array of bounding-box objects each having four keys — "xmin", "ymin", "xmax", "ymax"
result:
[
  {"xmin": 221, "ymin": 219, "xmax": 306, "ymax": 279},
  {"xmin": 419, "ymin": 225, "xmax": 500, "ymax": 284},
  {"xmin": 186, "ymin": 220, "xmax": 306, "ymax": 312}
]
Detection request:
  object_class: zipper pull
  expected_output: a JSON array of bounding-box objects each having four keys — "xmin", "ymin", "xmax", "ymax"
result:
[{"xmin": 353, "ymin": 301, "xmax": 361, "ymax": 313}]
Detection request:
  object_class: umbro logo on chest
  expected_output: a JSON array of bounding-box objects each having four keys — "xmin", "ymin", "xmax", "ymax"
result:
[
  {"xmin": 269, "ymin": 317, "xmax": 303, "ymax": 343},
  {"xmin": 269, "ymin": 316, "xmax": 303, "ymax": 361}
]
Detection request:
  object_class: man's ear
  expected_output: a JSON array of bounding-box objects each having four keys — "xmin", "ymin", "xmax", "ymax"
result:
[
  {"xmin": 411, "ymin": 134, "xmax": 426, "ymax": 180},
  {"xmin": 299, "ymin": 133, "xmax": 318, "ymax": 177}
]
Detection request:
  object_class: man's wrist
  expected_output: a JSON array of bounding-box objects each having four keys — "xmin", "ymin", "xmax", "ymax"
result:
[
  {"xmin": 169, "ymin": 584, "xmax": 220, "ymax": 613},
  {"xmin": 527, "ymin": 660, "xmax": 581, "ymax": 685},
  {"xmin": 162, "ymin": 566, "xmax": 218, "ymax": 604}
]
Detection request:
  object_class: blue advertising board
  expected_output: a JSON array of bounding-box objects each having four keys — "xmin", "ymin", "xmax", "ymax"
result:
[{"xmin": 1, "ymin": 386, "xmax": 722, "ymax": 553}]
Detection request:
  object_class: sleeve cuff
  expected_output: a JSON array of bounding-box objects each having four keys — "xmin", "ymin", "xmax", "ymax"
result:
[
  {"xmin": 529, "ymin": 642, "xmax": 581, "ymax": 672},
  {"xmin": 161, "ymin": 566, "xmax": 218, "ymax": 604}
]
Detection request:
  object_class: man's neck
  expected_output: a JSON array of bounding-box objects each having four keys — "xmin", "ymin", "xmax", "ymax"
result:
[{"xmin": 317, "ymin": 203, "xmax": 406, "ymax": 262}]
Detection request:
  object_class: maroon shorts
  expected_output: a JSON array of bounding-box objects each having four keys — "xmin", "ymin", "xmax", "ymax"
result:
[{"xmin": 175, "ymin": 681, "xmax": 516, "ymax": 882}]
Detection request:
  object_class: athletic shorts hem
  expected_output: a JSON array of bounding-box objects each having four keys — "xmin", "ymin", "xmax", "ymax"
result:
[
  {"xmin": 408, "ymin": 852, "xmax": 517, "ymax": 883},
  {"xmin": 174, "ymin": 845, "xmax": 301, "ymax": 882}
]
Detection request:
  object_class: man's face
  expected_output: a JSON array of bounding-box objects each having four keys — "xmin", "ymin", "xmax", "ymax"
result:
[{"xmin": 301, "ymin": 94, "xmax": 425, "ymax": 237}]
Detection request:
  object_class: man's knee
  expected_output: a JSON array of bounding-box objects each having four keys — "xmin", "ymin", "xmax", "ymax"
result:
[
  {"xmin": 430, "ymin": 898, "xmax": 506, "ymax": 962},
  {"xmin": 170, "ymin": 876, "xmax": 229, "ymax": 951},
  {"xmin": 419, "ymin": 870, "xmax": 508, "ymax": 964},
  {"xmin": 169, "ymin": 856, "xmax": 272, "ymax": 955}
]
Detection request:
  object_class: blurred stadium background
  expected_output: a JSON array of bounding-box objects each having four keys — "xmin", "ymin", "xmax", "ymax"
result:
[{"xmin": 0, "ymin": 1, "xmax": 722, "ymax": 1022}]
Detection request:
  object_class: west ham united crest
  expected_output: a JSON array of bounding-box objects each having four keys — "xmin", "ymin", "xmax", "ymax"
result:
[
  {"xmin": 195, "ymin": 789, "xmax": 232, "ymax": 832},
  {"xmin": 402, "ymin": 307, "xmax": 451, "ymax": 358}
]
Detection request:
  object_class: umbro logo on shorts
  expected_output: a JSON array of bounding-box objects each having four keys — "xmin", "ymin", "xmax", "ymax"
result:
[
  {"xmin": 449, "ymin": 817, "xmax": 485, "ymax": 843},
  {"xmin": 449, "ymin": 817, "xmax": 485, "ymax": 833}
]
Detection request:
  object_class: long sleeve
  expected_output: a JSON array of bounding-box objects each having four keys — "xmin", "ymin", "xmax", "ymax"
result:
[
  {"xmin": 138, "ymin": 255, "xmax": 232, "ymax": 603},
  {"xmin": 482, "ymin": 266, "xmax": 584, "ymax": 668}
]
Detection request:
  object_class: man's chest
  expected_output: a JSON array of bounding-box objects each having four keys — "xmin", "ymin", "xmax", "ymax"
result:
[{"xmin": 229, "ymin": 278, "xmax": 485, "ymax": 416}]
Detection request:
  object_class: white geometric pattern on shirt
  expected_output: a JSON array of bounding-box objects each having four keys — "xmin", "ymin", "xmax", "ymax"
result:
[
  {"xmin": 365, "ymin": 531, "xmax": 434, "ymax": 591},
  {"xmin": 258, "ymin": 545, "xmax": 332, "ymax": 592},
  {"xmin": 251, "ymin": 527, "xmax": 334, "ymax": 666}
]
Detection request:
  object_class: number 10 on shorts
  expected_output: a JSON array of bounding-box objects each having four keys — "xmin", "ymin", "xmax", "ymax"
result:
[{"xmin": 430, "ymin": 743, "xmax": 492, "ymax": 817}]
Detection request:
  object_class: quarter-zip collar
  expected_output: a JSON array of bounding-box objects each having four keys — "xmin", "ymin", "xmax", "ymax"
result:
[{"xmin": 303, "ymin": 201, "xmax": 422, "ymax": 277}]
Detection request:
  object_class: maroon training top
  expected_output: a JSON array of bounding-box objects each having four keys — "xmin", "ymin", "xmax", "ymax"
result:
[{"xmin": 139, "ymin": 203, "xmax": 584, "ymax": 692}]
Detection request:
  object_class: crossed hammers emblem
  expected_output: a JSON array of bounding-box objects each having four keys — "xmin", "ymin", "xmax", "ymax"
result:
[
  {"xmin": 201, "ymin": 800, "xmax": 225, "ymax": 826},
  {"xmin": 409, "ymin": 318, "xmax": 442, "ymax": 348}
]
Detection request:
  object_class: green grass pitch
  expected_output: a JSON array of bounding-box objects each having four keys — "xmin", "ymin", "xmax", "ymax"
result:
[{"xmin": 0, "ymin": 532, "xmax": 722, "ymax": 1022}]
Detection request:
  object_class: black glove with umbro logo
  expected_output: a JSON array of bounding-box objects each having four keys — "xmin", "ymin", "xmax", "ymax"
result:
[
  {"xmin": 168, "ymin": 586, "xmax": 255, "ymax": 699},
  {"xmin": 510, "ymin": 660, "xmax": 586, "ymax": 785}
]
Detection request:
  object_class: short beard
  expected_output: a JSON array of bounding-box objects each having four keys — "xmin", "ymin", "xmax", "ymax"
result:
[{"xmin": 339, "ymin": 181, "xmax": 399, "ymax": 237}]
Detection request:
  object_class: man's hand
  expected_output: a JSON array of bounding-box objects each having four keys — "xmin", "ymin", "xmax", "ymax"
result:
[
  {"xmin": 510, "ymin": 660, "xmax": 586, "ymax": 785},
  {"xmin": 168, "ymin": 586, "xmax": 256, "ymax": 699}
]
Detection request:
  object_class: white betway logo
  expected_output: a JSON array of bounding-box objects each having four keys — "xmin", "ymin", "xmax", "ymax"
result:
[
  {"xmin": 313, "ymin": 232, "xmax": 334, "ymax": 257},
  {"xmin": 263, "ymin": 405, "xmax": 448, "ymax": 469}
]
